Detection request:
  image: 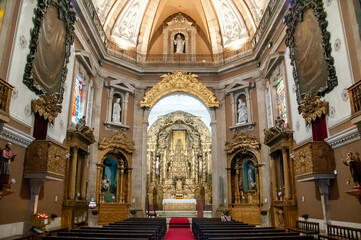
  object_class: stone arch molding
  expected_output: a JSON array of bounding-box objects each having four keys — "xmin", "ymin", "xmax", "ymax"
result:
[{"xmin": 140, "ymin": 70, "xmax": 219, "ymax": 108}]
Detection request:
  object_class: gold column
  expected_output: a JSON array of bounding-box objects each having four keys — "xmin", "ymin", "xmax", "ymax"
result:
[
  {"xmin": 96, "ymin": 164, "xmax": 103, "ymax": 203},
  {"xmin": 282, "ymin": 147, "xmax": 291, "ymax": 200},
  {"xmin": 235, "ymin": 167, "xmax": 240, "ymax": 203},
  {"xmin": 127, "ymin": 168, "xmax": 132, "ymax": 204},
  {"xmin": 270, "ymin": 155, "xmax": 277, "ymax": 200},
  {"xmin": 120, "ymin": 166, "xmax": 125, "ymax": 203},
  {"xmin": 226, "ymin": 168, "xmax": 232, "ymax": 205},
  {"xmin": 80, "ymin": 153, "xmax": 88, "ymax": 199},
  {"xmin": 68, "ymin": 147, "xmax": 78, "ymax": 199},
  {"xmin": 76, "ymin": 153, "xmax": 83, "ymax": 197},
  {"xmin": 117, "ymin": 165, "xmax": 122, "ymax": 203}
]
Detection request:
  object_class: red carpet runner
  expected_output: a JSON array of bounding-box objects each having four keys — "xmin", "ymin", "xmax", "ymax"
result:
[{"xmin": 165, "ymin": 218, "xmax": 194, "ymax": 240}]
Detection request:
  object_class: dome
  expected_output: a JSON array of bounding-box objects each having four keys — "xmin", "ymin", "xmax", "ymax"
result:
[{"xmin": 92, "ymin": 0, "xmax": 269, "ymax": 54}]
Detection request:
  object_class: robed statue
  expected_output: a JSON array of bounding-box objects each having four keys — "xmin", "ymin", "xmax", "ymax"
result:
[
  {"xmin": 342, "ymin": 151, "xmax": 361, "ymax": 187},
  {"xmin": 112, "ymin": 98, "xmax": 121, "ymax": 123},
  {"xmin": 174, "ymin": 34, "xmax": 185, "ymax": 54}
]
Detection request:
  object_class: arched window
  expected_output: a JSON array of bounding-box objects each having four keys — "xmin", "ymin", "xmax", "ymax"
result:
[
  {"xmin": 275, "ymin": 78, "xmax": 288, "ymax": 125},
  {"xmin": 72, "ymin": 75, "xmax": 86, "ymax": 124}
]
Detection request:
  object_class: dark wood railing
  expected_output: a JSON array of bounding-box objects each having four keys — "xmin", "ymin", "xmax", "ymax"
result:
[
  {"xmin": 348, "ymin": 79, "xmax": 361, "ymax": 124},
  {"xmin": 0, "ymin": 78, "xmax": 13, "ymax": 123}
]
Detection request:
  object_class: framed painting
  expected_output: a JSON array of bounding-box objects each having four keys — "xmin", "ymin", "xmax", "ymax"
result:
[
  {"xmin": 23, "ymin": 0, "xmax": 76, "ymax": 104},
  {"xmin": 285, "ymin": 0, "xmax": 338, "ymax": 104}
]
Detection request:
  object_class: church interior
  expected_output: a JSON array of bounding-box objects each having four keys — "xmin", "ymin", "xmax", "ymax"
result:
[{"xmin": 0, "ymin": 0, "xmax": 361, "ymax": 239}]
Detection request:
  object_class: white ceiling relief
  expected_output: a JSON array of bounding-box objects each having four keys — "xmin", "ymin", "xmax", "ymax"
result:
[
  {"xmin": 93, "ymin": 0, "xmax": 116, "ymax": 24},
  {"xmin": 211, "ymin": 0, "xmax": 249, "ymax": 48},
  {"xmin": 111, "ymin": 0, "xmax": 149, "ymax": 48}
]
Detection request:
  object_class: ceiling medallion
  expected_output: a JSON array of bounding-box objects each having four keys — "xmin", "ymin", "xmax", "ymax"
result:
[{"xmin": 140, "ymin": 70, "xmax": 219, "ymax": 108}]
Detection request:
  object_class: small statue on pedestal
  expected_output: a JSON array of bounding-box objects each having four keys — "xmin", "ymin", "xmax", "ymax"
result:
[
  {"xmin": 0, "ymin": 143, "xmax": 16, "ymax": 191},
  {"xmin": 275, "ymin": 116, "xmax": 285, "ymax": 132},
  {"xmin": 342, "ymin": 151, "xmax": 361, "ymax": 187}
]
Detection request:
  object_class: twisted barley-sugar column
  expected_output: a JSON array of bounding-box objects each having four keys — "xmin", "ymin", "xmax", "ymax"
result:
[
  {"xmin": 80, "ymin": 153, "xmax": 89, "ymax": 199},
  {"xmin": 118, "ymin": 165, "xmax": 124, "ymax": 203},
  {"xmin": 282, "ymin": 147, "xmax": 291, "ymax": 200},
  {"xmin": 68, "ymin": 146, "xmax": 78, "ymax": 199}
]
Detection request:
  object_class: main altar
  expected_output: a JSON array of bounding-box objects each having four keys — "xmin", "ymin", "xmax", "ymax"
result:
[{"xmin": 146, "ymin": 111, "xmax": 212, "ymax": 210}]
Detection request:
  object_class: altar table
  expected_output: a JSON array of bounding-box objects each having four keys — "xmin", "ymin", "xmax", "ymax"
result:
[{"xmin": 162, "ymin": 199, "xmax": 197, "ymax": 211}]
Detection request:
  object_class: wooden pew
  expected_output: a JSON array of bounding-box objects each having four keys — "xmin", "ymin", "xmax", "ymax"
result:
[
  {"xmin": 43, "ymin": 237, "xmax": 148, "ymax": 240},
  {"xmin": 57, "ymin": 231, "xmax": 156, "ymax": 239},
  {"xmin": 319, "ymin": 224, "xmax": 361, "ymax": 240},
  {"xmin": 207, "ymin": 236, "xmax": 314, "ymax": 240}
]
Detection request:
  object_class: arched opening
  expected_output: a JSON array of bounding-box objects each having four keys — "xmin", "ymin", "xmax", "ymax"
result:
[{"xmin": 146, "ymin": 93, "xmax": 212, "ymax": 213}]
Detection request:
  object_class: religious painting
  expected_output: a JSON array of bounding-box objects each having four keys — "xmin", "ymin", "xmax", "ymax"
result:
[
  {"xmin": 0, "ymin": 0, "xmax": 6, "ymax": 33},
  {"xmin": 285, "ymin": 0, "xmax": 337, "ymax": 104},
  {"xmin": 23, "ymin": 0, "xmax": 75, "ymax": 104}
]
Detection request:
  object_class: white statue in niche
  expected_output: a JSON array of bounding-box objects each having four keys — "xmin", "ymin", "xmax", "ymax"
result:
[
  {"xmin": 112, "ymin": 98, "xmax": 121, "ymax": 123},
  {"xmin": 174, "ymin": 34, "xmax": 185, "ymax": 53},
  {"xmin": 237, "ymin": 98, "xmax": 248, "ymax": 124}
]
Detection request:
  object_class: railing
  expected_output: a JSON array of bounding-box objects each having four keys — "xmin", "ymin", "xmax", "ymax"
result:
[
  {"xmin": 83, "ymin": 0, "xmax": 283, "ymax": 66},
  {"xmin": 106, "ymin": 40, "xmax": 254, "ymax": 67},
  {"xmin": 0, "ymin": 78, "xmax": 13, "ymax": 123},
  {"xmin": 348, "ymin": 79, "xmax": 361, "ymax": 124}
]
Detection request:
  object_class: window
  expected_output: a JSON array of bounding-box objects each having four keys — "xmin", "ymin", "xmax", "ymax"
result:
[
  {"xmin": 72, "ymin": 75, "xmax": 85, "ymax": 124},
  {"xmin": 275, "ymin": 78, "xmax": 288, "ymax": 125}
]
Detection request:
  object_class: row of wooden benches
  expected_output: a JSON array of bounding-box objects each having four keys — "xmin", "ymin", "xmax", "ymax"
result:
[
  {"xmin": 290, "ymin": 220, "xmax": 361, "ymax": 240},
  {"xmin": 192, "ymin": 218, "xmax": 313, "ymax": 240},
  {"xmin": 41, "ymin": 218, "xmax": 167, "ymax": 240}
]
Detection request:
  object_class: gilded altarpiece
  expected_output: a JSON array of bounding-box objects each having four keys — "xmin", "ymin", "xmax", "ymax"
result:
[
  {"xmin": 264, "ymin": 127, "xmax": 297, "ymax": 229},
  {"xmin": 225, "ymin": 132, "xmax": 261, "ymax": 225},
  {"xmin": 147, "ymin": 111, "xmax": 212, "ymax": 210},
  {"xmin": 96, "ymin": 131, "xmax": 135, "ymax": 225}
]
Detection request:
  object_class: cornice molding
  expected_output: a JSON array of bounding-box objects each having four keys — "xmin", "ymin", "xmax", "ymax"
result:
[
  {"xmin": 325, "ymin": 125, "xmax": 361, "ymax": 149},
  {"xmin": 0, "ymin": 124, "xmax": 35, "ymax": 148}
]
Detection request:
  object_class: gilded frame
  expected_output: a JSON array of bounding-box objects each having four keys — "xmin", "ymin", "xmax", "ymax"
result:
[
  {"xmin": 285, "ymin": 0, "xmax": 337, "ymax": 104},
  {"xmin": 23, "ymin": 0, "xmax": 75, "ymax": 104}
]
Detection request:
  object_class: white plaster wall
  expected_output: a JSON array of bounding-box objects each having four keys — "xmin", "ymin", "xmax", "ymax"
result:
[
  {"xmin": 8, "ymin": 0, "xmax": 38, "ymax": 128},
  {"xmin": 7, "ymin": 0, "xmax": 75, "ymax": 144},
  {"xmin": 284, "ymin": 0, "xmax": 353, "ymax": 144},
  {"xmin": 322, "ymin": 0, "xmax": 352, "ymax": 128}
]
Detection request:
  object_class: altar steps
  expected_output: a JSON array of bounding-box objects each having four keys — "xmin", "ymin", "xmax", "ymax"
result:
[{"xmin": 169, "ymin": 218, "xmax": 190, "ymax": 228}]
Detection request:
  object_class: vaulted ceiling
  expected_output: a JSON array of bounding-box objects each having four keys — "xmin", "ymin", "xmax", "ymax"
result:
[{"xmin": 92, "ymin": 0, "xmax": 269, "ymax": 54}]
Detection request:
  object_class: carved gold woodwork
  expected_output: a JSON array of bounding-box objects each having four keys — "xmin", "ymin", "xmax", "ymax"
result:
[
  {"xmin": 25, "ymin": 140, "xmax": 68, "ymax": 179},
  {"xmin": 231, "ymin": 204, "xmax": 261, "ymax": 225},
  {"xmin": 225, "ymin": 132, "xmax": 260, "ymax": 154},
  {"xmin": 293, "ymin": 141, "xmax": 335, "ymax": 180},
  {"xmin": 67, "ymin": 124, "xmax": 95, "ymax": 152},
  {"xmin": 0, "ymin": 78, "xmax": 13, "ymax": 123},
  {"xmin": 298, "ymin": 94, "xmax": 329, "ymax": 125},
  {"xmin": 31, "ymin": 92, "xmax": 62, "ymax": 124},
  {"xmin": 99, "ymin": 130, "xmax": 135, "ymax": 155},
  {"xmin": 98, "ymin": 203, "xmax": 128, "ymax": 225},
  {"xmin": 140, "ymin": 70, "xmax": 219, "ymax": 108},
  {"xmin": 61, "ymin": 203, "xmax": 88, "ymax": 229},
  {"xmin": 147, "ymin": 111, "xmax": 212, "ymax": 208}
]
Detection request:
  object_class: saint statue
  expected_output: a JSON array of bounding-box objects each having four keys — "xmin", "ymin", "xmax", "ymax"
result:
[
  {"xmin": 248, "ymin": 164, "xmax": 256, "ymax": 189},
  {"xmin": 155, "ymin": 156, "xmax": 160, "ymax": 176},
  {"xmin": 112, "ymin": 98, "xmax": 121, "ymax": 123},
  {"xmin": 174, "ymin": 34, "xmax": 185, "ymax": 54},
  {"xmin": 102, "ymin": 175, "xmax": 110, "ymax": 191},
  {"xmin": 0, "ymin": 143, "xmax": 16, "ymax": 190},
  {"xmin": 275, "ymin": 116, "xmax": 285, "ymax": 132},
  {"xmin": 176, "ymin": 179, "xmax": 183, "ymax": 192},
  {"xmin": 342, "ymin": 151, "xmax": 361, "ymax": 187},
  {"xmin": 237, "ymin": 98, "xmax": 248, "ymax": 124}
]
